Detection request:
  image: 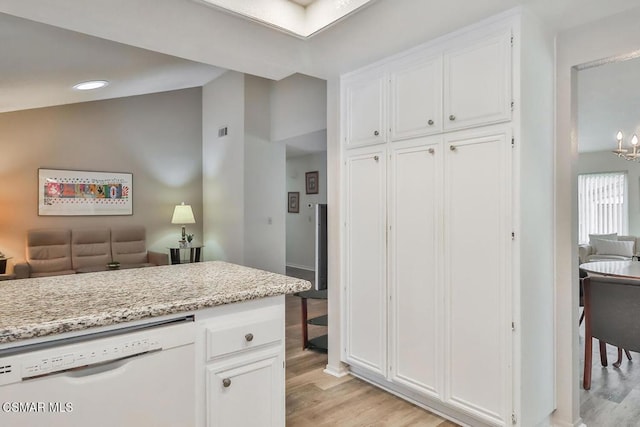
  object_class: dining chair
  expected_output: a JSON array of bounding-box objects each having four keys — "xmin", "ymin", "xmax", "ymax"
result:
[
  {"xmin": 583, "ymin": 275, "xmax": 640, "ymax": 390},
  {"xmin": 579, "ymin": 268, "xmax": 587, "ymax": 325}
]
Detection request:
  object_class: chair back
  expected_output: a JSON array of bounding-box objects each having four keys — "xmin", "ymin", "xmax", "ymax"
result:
[
  {"xmin": 111, "ymin": 225, "xmax": 149, "ymax": 266},
  {"xmin": 585, "ymin": 275, "xmax": 640, "ymax": 352},
  {"xmin": 26, "ymin": 228, "xmax": 73, "ymax": 277},
  {"xmin": 71, "ymin": 227, "xmax": 111, "ymax": 272}
]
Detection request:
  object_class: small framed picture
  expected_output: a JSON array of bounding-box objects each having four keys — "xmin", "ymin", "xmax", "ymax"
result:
[
  {"xmin": 305, "ymin": 171, "xmax": 319, "ymax": 194},
  {"xmin": 288, "ymin": 192, "xmax": 300, "ymax": 213}
]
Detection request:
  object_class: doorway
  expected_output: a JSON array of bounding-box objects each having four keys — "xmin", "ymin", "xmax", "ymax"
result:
[
  {"xmin": 576, "ymin": 55, "xmax": 640, "ymax": 425},
  {"xmin": 556, "ymin": 8, "xmax": 640, "ymax": 425}
]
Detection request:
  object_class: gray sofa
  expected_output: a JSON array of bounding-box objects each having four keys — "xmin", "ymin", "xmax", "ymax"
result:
[
  {"xmin": 579, "ymin": 233, "xmax": 638, "ymax": 263},
  {"xmin": 14, "ymin": 226, "xmax": 168, "ymax": 278}
]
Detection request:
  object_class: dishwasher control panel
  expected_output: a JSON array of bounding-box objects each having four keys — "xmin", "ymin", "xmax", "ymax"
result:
[
  {"xmin": 21, "ymin": 337, "xmax": 161, "ymax": 379},
  {"xmin": 0, "ymin": 316, "xmax": 195, "ymax": 387}
]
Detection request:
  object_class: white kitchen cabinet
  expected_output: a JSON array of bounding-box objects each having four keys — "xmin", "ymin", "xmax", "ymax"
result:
[
  {"xmin": 390, "ymin": 55, "xmax": 443, "ymax": 140},
  {"xmin": 341, "ymin": 9, "xmax": 554, "ymax": 427},
  {"xmin": 344, "ymin": 68, "xmax": 387, "ymax": 148},
  {"xmin": 196, "ymin": 298, "xmax": 285, "ymax": 427},
  {"xmin": 443, "ymin": 29, "xmax": 512, "ymax": 131},
  {"xmin": 344, "ymin": 145, "xmax": 387, "ymax": 375},
  {"xmin": 388, "ymin": 136, "xmax": 442, "ymax": 397},
  {"xmin": 444, "ymin": 127, "xmax": 511, "ymax": 424},
  {"xmin": 206, "ymin": 347, "xmax": 283, "ymax": 427}
]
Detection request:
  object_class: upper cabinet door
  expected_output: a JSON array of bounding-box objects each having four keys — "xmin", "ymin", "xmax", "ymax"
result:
[
  {"xmin": 344, "ymin": 69, "xmax": 387, "ymax": 148},
  {"xmin": 390, "ymin": 55, "xmax": 443, "ymax": 141},
  {"xmin": 443, "ymin": 30, "xmax": 512, "ymax": 131}
]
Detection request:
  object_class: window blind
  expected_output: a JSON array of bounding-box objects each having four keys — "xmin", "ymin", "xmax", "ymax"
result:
[{"xmin": 578, "ymin": 172, "xmax": 628, "ymax": 244}]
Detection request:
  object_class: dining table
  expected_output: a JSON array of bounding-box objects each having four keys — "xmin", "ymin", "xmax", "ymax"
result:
[{"xmin": 579, "ymin": 260, "xmax": 640, "ymax": 278}]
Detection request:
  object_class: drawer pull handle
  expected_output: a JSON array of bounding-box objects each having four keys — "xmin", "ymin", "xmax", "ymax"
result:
[
  {"xmin": 245, "ymin": 333, "xmax": 254, "ymax": 342},
  {"xmin": 222, "ymin": 378, "xmax": 231, "ymax": 388}
]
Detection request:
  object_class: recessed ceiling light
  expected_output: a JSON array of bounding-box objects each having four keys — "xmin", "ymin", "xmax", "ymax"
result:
[{"xmin": 73, "ymin": 80, "xmax": 109, "ymax": 90}]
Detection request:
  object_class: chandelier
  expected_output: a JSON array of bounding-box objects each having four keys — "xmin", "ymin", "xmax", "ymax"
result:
[{"xmin": 612, "ymin": 131, "xmax": 640, "ymax": 161}]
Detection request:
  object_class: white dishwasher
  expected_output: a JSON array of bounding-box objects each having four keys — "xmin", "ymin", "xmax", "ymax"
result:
[{"xmin": 0, "ymin": 316, "xmax": 195, "ymax": 427}]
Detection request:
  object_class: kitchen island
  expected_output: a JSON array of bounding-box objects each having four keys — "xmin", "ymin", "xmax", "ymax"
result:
[{"xmin": 0, "ymin": 261, "xmax": 311, "ymax": 426}]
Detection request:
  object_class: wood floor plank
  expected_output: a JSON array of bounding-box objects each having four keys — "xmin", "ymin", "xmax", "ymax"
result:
[
  {"xmin": 580, "ymin": 322, "xmax": 640, "ymax": 425},
  {"xmin": 285, "ymin": 267, "xmax": 457, "ymax": 427}
]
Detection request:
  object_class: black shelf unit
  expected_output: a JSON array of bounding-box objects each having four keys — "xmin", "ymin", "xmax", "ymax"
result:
[{"xmin": 296, "ymin": 289, "xmax": 327, "ymax": 353}]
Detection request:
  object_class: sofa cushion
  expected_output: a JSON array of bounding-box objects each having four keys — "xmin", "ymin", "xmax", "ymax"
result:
[
  {"xmin": 111, "ymin": 226, "xmax": 149, "ymax": 265},
  {"xmin": 71, "ymin": 228, "xmax": 111, "ymax": 271},
  {"xmin": 27, "ymin": 228, "xmax": 72, "ymax": 275},
  {"xmin": 592, "ymin": 238, "xmax": 634, "ymax": 257},
  {"xmin": 589, "ymin": 233, "xmax": 618, "ymax": 246}
]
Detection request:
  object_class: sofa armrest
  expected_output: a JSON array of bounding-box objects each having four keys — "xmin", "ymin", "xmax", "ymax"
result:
[
  {"xmin": 148, "ymin": 251, "xmax": 169, "ymax": 266},
  {"xmin": 579, "ymin": 244, "xmax": 593, "ymax": 264},
  {"xmin": 13, "ymin": 262, "xmax": 31, "ymax": 279}
]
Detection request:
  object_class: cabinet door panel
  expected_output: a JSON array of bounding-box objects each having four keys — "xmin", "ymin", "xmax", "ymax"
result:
[
  {"xmin": 344, "ymin": 147, "xmax": 387, "ymax": 374},
  {"xmin": 444, "ymin": 30, "xmax": 511, "ymax": 131},
  {"xmin": 345, "ymin": 72, "xmax": 387, "ymax": 148},
  {"xmin": 390, "ymin": 55, "xmax": 443, "ymax": 140},
  {"xmin": 444, "ymin": 129, "xmax": 510, "ymax": 425},
  {"xmin": 206, "ymin": 348, "xmax": 283, "ymax": 427},
  {"xmin": 389, "ymin": 138, "xmax": 441, "ymax": 397}
]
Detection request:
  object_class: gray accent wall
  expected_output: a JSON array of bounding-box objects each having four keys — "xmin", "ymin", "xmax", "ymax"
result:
[{"xmin": 0, "ymin": 88, "xmax": 203, "ymax": 267}]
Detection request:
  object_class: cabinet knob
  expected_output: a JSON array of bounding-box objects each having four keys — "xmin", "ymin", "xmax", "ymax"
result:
[
  {"xmin": 245, "ymin": 333, "xmax": 254, "ymax": 342},
  {"xmin": 450, "ymin": 145, "xmax": 457, "ymax": 151},
  {"xmin": 373, "ymin": 155, "xmax": 379, "ymax": 162},
  {"xmin": 374, "ymin": 130, "xmax": 380, "ymax": 136},
  {"xmin": 449, "ymin": 114, "xmax": 456, "ymax": 121},
  {"xmin": 428, "ymin": 148, "xmax": 435, "ymax": 154},
  {"xmin": 222, "ymin": 378, "xmax": 231, "ymax": 388},
  {"xmin": 428, "ymin": 119, "xmax": 434, "ymax": 126}
]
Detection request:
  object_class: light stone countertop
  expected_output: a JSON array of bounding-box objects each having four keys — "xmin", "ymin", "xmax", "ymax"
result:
[{"xmin": 0, "ymin": 261, "xmax": 311, "ymax": 345}]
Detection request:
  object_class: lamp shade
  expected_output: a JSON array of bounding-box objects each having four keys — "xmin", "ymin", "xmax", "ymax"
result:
[{"xmin": 171, "ymin": 203, "xmax": 196, "ymax": 224}]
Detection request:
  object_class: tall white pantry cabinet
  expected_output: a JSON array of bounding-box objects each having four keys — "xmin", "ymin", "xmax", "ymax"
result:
[{"xmin": 339, "ymin": 9, "xmax": 555, "ymax": 427}]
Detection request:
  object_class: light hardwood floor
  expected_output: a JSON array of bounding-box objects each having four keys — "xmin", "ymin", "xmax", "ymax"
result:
[
  {"xmin": 284, "ymin": 268, "xmax": 640, "ymax": 426},
  {"xmin": 285, "ymin": 267, "xmax": 457, "ymax": 427},
  {"xmin": 580, "ymin": 322, "xmax": 640, "ymax": 426}
]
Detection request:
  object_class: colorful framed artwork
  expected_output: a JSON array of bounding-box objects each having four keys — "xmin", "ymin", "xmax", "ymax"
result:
[
  {"xmin": 288, "ymin": 192, "xmax": 300, "ymax": 213},
  {"xmin": 306, "ymin": 171, "xmax": 319, "ymax": 194},
  {"xmin": 38, "ymin": 168, "xmax": 133, "ymax": 216}
]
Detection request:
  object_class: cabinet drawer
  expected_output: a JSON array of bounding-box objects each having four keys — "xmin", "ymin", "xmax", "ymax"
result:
[{"xmin": 206, "ymin": 316, "xmax": 282, "ymax": 361}]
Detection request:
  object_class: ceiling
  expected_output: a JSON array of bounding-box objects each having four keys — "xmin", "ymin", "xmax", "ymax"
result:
[
  {"xmin": 0, "ymin": 12, "xmax": 225, "ymax": 114},
  {"xmin": 2, "ymin": 0, "xmax": 640, "ymax": 158},
  {"xmin": 195, "ymin": 0, "xmax": 376, "ymax": 38},
  {"xmin": 578, "ymin": 56, "xmax": 640, "ymax": 153}
]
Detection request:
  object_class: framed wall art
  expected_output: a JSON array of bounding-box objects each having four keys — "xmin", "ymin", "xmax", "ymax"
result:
[
  {"xmin": 305, "ymin": 171, "xmax": 319, "ymax": 194},
  {"xmin": 288, "ymin": 192, "xmax": 300, "ymax": 213},
  {"xmin": 38, "ymin": 168, "xmax": 133, "ymax": 216}
]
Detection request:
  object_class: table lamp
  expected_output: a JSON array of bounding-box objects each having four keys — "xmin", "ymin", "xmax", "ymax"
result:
[{"xmin": 171, "ymin": 202, "xmax": 196, "ymax": 242}]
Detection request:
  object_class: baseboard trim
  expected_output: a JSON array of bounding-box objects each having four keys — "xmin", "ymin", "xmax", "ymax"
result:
[
  {"xmin": 549, "ymin": 416, "xmax": 585, "ymax": 427},
  {"xmin": 324, "ymin": 363, "xmax": 350, "ymax": 378},
  {"xmin": 286, "ymin": 263, "xmax": 315, "ymax": 272}
]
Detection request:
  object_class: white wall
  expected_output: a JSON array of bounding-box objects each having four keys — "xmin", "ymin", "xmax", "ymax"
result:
[
  {"xmin": 516, "ymin": 10, "xmax": 556, "ymax": 427},
  {"xmin": 203, "ymin": 72, "xmax": 287, "ymax": 273},
  {"xmin": 555, "ymin": 6, "xmax": 640, "ymax": 426},
  {"xmin": 245, "ymin": 75, "xmax": 286, "ymax": 274},
  {"xmin": 271, "ymin": 73, "xmax": 327, "ymax": 142},
  {"xmin": 578, "ymin": 151, "xmax": 640, "ymax": 236},
  {"xmin": 203, "ymin": 71, "xmax": 245, "ymax": 264},
  {"xmin": 286, "ymin": 152, "xmax": 327, "ymax": 270}
]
